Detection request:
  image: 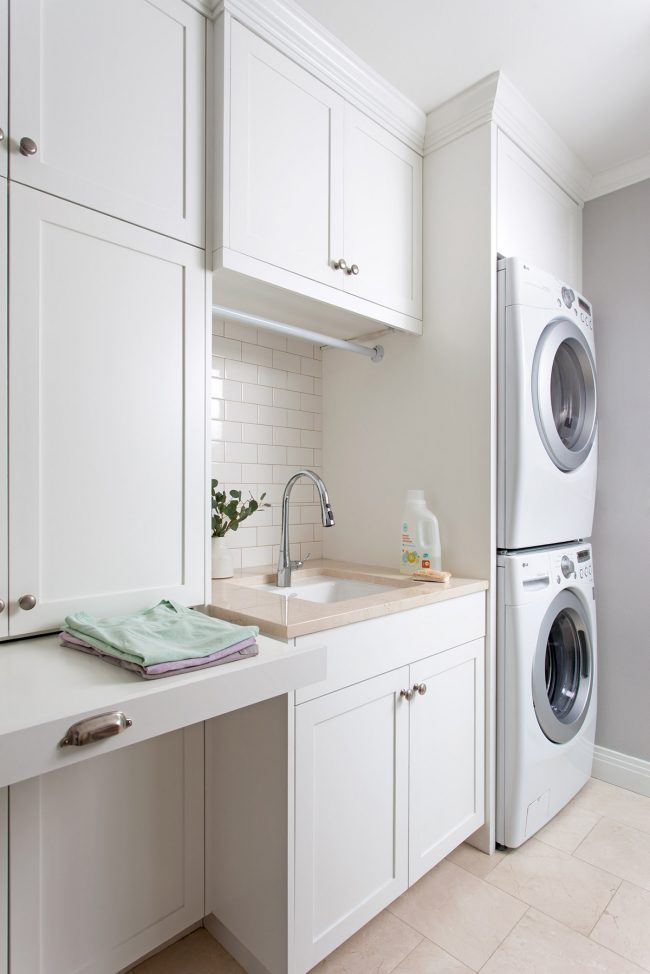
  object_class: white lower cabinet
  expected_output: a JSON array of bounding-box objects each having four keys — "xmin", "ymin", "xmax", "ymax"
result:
[
  {"xmin": 294, "ymin": 669, "xmax": 410, "ymax": 971},
  {"xmin": 9, "ymin": 726, "xmax": 204, "ymax": 974}
]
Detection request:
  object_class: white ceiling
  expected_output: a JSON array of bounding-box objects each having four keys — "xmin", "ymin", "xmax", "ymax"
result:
[{"xmin": 293, "ymin": 0, "xmax": 650, "ymax": 176}]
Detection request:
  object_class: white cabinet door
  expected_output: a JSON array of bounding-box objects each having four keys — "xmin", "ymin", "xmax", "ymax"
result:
[
  {"xmin": 0, "ymin": 180, "xmax": 6, "ymax": 639},
  {"xmin": 10, "ymin": 726, "xmax": 204, "ymax": 974},
  {"xmin": 9, "ymin": 0, "xmax": 205, "ymax": 245},
  {"xmin": 409, "ymin": 639, "xmax": 485, "ymax": 884},
  {"xmin": 228, "ymin": 20, "xmax": 344, "ymax": 287},
  {"xmin": 0, "ymin": 787, "xmax": 6, "ymax": 974},
  {"xmin": 295, "ymin": 668, "xmax": 410, "ymax": 972},
  {"xmin": 342, "ymin": 105, "xmax": 422, "ymax": 318},
  {"xmin": 8, "ymin": 184, "xmax": 206, "ymax": 636},
  {"xmin": 497, "ymin": 130, "xmax": 581, "ymax": 285}
]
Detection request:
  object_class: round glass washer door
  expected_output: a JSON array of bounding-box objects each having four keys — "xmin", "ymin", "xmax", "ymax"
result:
[
  {"xmin": 532, "ymin": 590, "xmax": 594, "ymax": 744},
  {"xmin": 532, "ymin": 318, "xmax": 597, "ymax": 472}
]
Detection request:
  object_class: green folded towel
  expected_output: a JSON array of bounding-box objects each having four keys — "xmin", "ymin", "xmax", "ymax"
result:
[{"xmin": 64, "ymin": 600, "xmax": 259, "ymax": 668}]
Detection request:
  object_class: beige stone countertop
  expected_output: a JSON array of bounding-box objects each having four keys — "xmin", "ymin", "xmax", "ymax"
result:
[{"xmin": 207, "ymin": 559, "xmax": 488, "ymax": 640}]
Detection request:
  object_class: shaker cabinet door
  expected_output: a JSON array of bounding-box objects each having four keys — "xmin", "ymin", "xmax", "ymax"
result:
[
  {"xmin": 228, "ymin": 19, "xmax": 344, "ymax": 287},
  {"xmin": 9, "ymin": 727, "xmax": 204, "ymax": 974},
  {"xmin": 9, "ymin": 0, "xmax": 205, "ymax": 244},
  {"xmin": 295, "ymin": 668, "xmax": 410, "ymax": 972},
  {"xmin": 342, "ymin": 104, "xmax": 422, "ymax": 319},
  {"xmin": 8, "ymin": 184, "xmax": 206, "ymax": 636},
  {"xmin": 408, "ymin": 639, "xmax": 485, "ymax": 883},
  {"xmin": 0, "ymin": 180, "xmax": 6, "ymax": 639}
]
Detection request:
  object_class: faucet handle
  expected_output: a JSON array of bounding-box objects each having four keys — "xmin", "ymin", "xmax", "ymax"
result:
[{"xmin": 291, "ymin": 553, "xmax": 311, "ymax": 571}]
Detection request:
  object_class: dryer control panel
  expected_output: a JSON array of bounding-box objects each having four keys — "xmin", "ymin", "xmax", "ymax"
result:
[{"xmin": 500, "ymin": 257, "xmax": 593, "ymax": 331}]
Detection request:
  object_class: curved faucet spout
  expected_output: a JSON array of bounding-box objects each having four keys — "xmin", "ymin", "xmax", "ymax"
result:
[{"xmin": 277, "ymin": 470, "xmax": 334, "ymax": 587}]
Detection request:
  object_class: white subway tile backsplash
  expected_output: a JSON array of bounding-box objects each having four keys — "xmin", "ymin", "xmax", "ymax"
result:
[
  {"xmin": 225, "ymin": 401, "xmax": 258, "ymax": 424},
  {"xmin": 258, "ymin": 405, "xmax": 288, "ymax": 427},
  {"xmin": 212, "ymin": 319, "xmax": 225, "ymax": 337},
  {"xmin": 242, "ymin": 383, "xmax": 274, "ymax": 406},
  {"xmin": 273, "ymin": 387, "xmax": 301, "ymax": 410},
  {"xmin": 213, "ymin": 336, "xmax": 241, "ymax": 360},
  {"xmin": 241, "ymin": 423, "xmax": 273, "ymax": 445},
  {"xmin": 225, "ymin": 360, "xmax": 259, "ymax": 383},
  {"xmin": 273, "ymin": 427, "xmax": 301, "ymax": 447},
  {"xmin": 241, "ymin": 342, "xmax": 273, "ymax": 367},
  {"xmin": 211, "ymin": 331, "xmax": 323, "ymax": 564},
  {"xmin": 258, "ymin": 366, "xmax": 288, "ymax": 389},
  {"xmin": 286, "ymin": 372, "xmax": 314, "ymax": 394},
  {"xmin": 225, "ymin": 442, "xmax": 258, "ymax": 464},
  {"xmin": 272, "ymin": 349, "xmax": 302, "ymax": 373}
]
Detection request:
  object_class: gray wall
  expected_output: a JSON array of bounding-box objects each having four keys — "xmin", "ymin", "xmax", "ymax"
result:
[{"xmin": 583, "ymin": 178, "xmax": 650, "ymax": 762}]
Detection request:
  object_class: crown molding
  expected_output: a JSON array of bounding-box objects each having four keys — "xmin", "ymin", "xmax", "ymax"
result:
[
  {"xmin": 208, "ymin": 0, "xmax": 426, "ymax": 152},
  {"xmin": 425, "ymin": 71, "xmax": 592, "ymax": 204},
  {"xmin": 586, "ymin": 152, "xmax": 650, "ymax": 201}
]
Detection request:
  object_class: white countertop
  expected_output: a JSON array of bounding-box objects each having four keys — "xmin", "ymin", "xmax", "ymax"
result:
[{"xmin": 0, "ymin": 632, "xmax": 326, "ymax": 787}]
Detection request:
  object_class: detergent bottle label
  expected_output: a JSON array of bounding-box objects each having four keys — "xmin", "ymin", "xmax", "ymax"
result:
[{"xmin": 401, "ymin": 523, "xmax": 431, "ymax": 572}]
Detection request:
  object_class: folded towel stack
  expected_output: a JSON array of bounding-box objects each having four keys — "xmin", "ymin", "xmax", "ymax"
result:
[{"xmin": 60, "ymin": 599, "xmax": 259, "ymax": 679}]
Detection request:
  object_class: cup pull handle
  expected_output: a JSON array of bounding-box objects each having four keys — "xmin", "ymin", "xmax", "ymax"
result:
[{"xmin": 59, "ymin": 711, "xmax": 133, "ymax": 748}]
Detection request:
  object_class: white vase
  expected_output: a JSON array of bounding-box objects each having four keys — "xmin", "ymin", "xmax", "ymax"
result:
[{"xmin": 211, "ymin": 536, "xmax": 234, "ymax": 579}]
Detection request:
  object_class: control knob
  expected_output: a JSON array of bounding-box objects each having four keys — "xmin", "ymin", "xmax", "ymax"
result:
[{"xmin": 561, "ymin": 555, "xmax": 575, "ymax": 578}]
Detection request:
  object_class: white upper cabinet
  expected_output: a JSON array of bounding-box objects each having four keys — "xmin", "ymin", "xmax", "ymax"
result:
[
  {"xmin": 342, "ymin": 105, "xmax": 422, "ymax": 319},
  {"xmin": 229, "ymin": 21, "xmax": 343, "ymax": 287},
  {"xmin": 9, "ymin": 0, "xmax": 205, "ymax": 245},
  {"xmin": 0, "ymin": 0, "xmax": 7, "ymax": 178},
  {"xmin": 0, "ymin": 181, "xmax": 6, "ymax": 640},
  {"xmin": 8, "ymin": 184, "xmax": 206, "ymax": 636},
  {"xmin": 216, "ymin": 16, "xmax": 423, "ymax": 337},
  {"xmin": 497, "ymin": 130, "xmax": 581, "ymax": 285}
]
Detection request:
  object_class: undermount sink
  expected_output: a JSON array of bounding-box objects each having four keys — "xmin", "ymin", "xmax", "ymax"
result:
[{"xmin": 256, "ymin": 574, "xmax": 396, "ymax": 604}]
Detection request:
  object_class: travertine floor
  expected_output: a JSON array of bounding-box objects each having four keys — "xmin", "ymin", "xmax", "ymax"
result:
[{"xmin": 133, "ymin": 778, "xmax": 650, "ymax": 974}]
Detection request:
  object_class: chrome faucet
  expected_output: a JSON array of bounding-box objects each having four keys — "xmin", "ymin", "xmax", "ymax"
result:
[{"xmin": 277, "ymin": 470, "xmax": 334, "ymax": 587}]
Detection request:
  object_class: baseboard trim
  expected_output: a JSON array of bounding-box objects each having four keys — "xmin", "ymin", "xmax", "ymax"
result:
[
  {"xmin": 203, "ymin": 913, "xmax": 274, "ymax": 974},
  {"xmin": 592, "ymin": 745, "xmax": 650, "ymax": 799}
]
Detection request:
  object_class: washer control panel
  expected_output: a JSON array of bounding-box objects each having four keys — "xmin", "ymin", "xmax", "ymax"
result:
[{"xmin": 502, "ymin": 543, "xmax": 593, "ymax": 605}]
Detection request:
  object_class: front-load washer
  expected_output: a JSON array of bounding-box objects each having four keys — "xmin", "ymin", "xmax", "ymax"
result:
[
  {"xmin": 497, "ymin": 257, "xmax": 598, "ymax": 550},
  {"xmin": 497, "ymin": 542, "xmax": 597, "ymax": 848}
]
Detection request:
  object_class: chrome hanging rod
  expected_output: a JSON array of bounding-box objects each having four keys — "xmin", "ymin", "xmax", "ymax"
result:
[{"xmin": 212, "ymin": 305, "xmax": 384, "ymax": 363}]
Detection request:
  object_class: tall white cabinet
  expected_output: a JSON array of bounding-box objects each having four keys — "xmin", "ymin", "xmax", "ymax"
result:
[{"xmin": 9, "ymin": 0, "xmax": 205, "ymax": 245}]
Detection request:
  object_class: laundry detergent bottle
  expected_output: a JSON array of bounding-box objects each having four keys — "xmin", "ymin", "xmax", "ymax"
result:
[{"xmin": 400, "ymin": 489, "xmax": 441, "ymax": 575}]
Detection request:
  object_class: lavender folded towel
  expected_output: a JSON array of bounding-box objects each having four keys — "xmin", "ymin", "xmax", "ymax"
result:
[{"xmin": 60, "ymin": 631, "xmax": 258, "ymax": 679}]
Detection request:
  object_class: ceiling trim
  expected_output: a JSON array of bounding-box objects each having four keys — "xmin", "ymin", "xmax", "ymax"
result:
[
  {"xmin": 586, "ymin": 152, "xmax": 650, "ymax": 201},
  {"xmin": 425, "ymin": 71, "xmax": 592, "ymax": 204},
  {"xmin": 208, "ymin": 0, "xmax": 426, "ymax": 151}
]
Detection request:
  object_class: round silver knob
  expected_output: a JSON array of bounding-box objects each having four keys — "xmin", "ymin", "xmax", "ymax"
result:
[
  {"xmin": 347, "ymin": 264, "xmax": 360, "ymax": 276},
  {"xmin": 18, "ymin": 594, "xmax": 37, "ymax": 610},
  {"xmin": 413, "ymin": 682, "xmax": 427, "ymax": 696},
  {"xmin": 400, "ymin": 687, "xmax": 414, "ymax": 701},
  {"xmin": 560, "ymin": 555, "xmax": 575, "ymax": 579},
  {"xmin": 19, "ymin": 137, "xmax": 38, "ymax": 157},
  {"xmin": 0, "ymin": 600, "xmax": 5, "ymax": 613},
  {"xmin": 332, "ymin": 258, "xmax": 348, "ymax": 272},
  {"xmin": 0, "ymin": 128, "xmax": 5, "ymax": 142}
]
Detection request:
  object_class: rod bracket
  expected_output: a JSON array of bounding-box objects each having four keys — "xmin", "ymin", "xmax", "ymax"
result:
[{"xmin": 371, "ymin": 345, "xmax": 384, "ymax": 363}]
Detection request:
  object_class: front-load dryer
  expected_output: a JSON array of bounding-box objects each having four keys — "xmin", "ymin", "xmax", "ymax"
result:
[
  {"xmin": 497, "ymin": 542, "xmax": 597, "ymax": 848},
  {"xmin": 497, "ymin": 257, "xmax": 598, "ymax": 550}
]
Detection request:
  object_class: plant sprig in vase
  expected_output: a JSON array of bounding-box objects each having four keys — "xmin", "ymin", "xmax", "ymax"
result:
[{"xmin": 210, "ymin": 480, "xmax": 271, "ymax": 579}]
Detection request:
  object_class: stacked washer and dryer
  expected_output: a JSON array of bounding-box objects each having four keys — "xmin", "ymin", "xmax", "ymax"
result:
[{"xmin": 496, "ymin": 258, "xmax": 599, "ymax": 849}]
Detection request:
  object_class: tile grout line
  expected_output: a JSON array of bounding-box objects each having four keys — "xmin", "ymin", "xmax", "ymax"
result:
[
  {"xmin": 388, "ymin": 931, "xmax": 425, "ymax": 973},
  {"xmin": 477, "ymin": 906, "xmax": 532, "ymax": 972},
  {"xmin": 384, "ymin": 908, "xmax": 474, "ymax": 972}
]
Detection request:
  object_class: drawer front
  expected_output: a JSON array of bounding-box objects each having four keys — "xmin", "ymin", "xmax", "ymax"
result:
[{"xmin": 295, "ymin": 592, "xmax": 486, "ymax": 703}]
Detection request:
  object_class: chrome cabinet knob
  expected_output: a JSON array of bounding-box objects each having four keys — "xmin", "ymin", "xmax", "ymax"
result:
[
  {"xmin": 0, "ymin": 600, "xmax": 5, "ymax": 613},
  {"xmin": 413, "ymin": 682, "xmax": 427, "ymax": 696},
  {"xmin": 0, "ymin": 128, "xmax": 5, "ymax": 142},
  {"xmin": 332, "ymin": 258, "xmax": 348, "ymax": 272},
  {"xmin": 18, "ymin": 594, "xmax": 37, "ymax": 610},
  {"xmin": 346, "ymin": 264, "xmax": 360, "ymax": 275},
  {"xmin": 400, "ymin": 687, "xmax": 414, "ymax": 701},
  {"xmin": 19, "ymin": 137, "xmax": 38, "ymax": 157}
]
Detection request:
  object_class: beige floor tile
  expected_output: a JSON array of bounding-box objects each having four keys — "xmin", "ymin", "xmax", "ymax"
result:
[
  {"xmin": 446, "ymin": 842, "xmax": 505, "ymax": 879},
  {"xmin": 389, "ymin": 859, "xmax": 526, "ymax": 971},
  {"xmin": 573, "ymin": 779, "xmax": 650, "ymax": 836},
  {"xmin": 481, "ymin": 908, "xmax": 643, "ymax": 974},
  {"xmin": 130, "ymin": 929, "xmax": 244, "ymax": 974},
  {"xmin": 393, "ymin": 938, "xmax": 473, "ymax": 973},
  {"xmin": 536, "ymin": 800, "xmax": 601, "ymax": 854},
  {"xmin": 310, "ymin": 910, "xmax": 422, "ymax": 974},
  {"xmin": 591, "ymin": 881, "xmax": 650, "ymax": 971},
  {"xmin": 487, "ymin": 837, "xmax": 619, "ymax": 934},
  {"xmin": 575, "ymin": 817, "xmax": 650, "ymax": 890}
]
